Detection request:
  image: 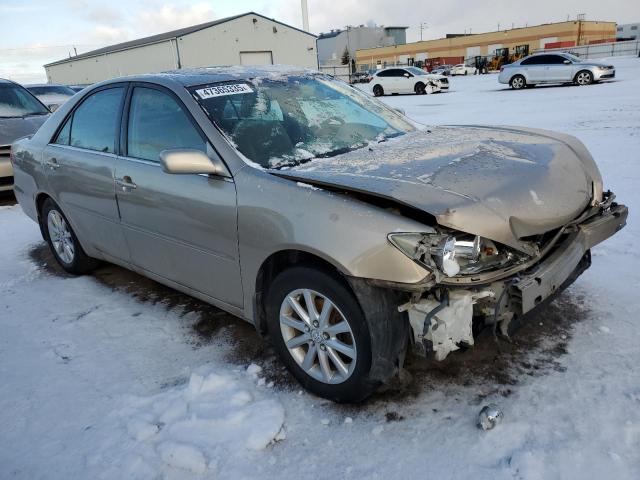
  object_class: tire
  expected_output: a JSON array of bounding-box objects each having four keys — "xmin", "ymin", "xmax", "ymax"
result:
[
  {"xmin": 510, "ymin": 74, "xmax": 526, "ymax": 90},
  {"xmin": 414, "ymin": 82, "xmax": 426, "ymax": 95},
  {"xmin": 575, "ymin": 70, "xmax": 593, "ymax": 86},
  {"xmin": 41, "ymin": 198, "xmax": 99, "ymax": 275},
  {"xmin": 265, "ymin": 267, "xmax": 404, "ymax": 402},
  {"xmin": 464, "ymin": 71, "xmax": 468, "ymax": 76},
  {"xmin": 372, "ymin": 84, "xmax": 384, "ymax": 97}
]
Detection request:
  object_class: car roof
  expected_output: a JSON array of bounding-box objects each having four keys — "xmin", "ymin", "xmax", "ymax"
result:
[
  {"xmin": 0, "ymin": 78, "xmax": 18, "ymax": 85},
  {"xmin": 25, "ymin": 83, "xmax": 69, "ymax": 88},
  {"xmin": 98, "ymin": 65, "xmax": 319, "ymax": 89}
]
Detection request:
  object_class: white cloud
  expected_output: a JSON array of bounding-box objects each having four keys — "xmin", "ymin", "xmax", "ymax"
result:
[{"xmin": 136, "ymin": 3, "xmax": 216, "ymax": 35}]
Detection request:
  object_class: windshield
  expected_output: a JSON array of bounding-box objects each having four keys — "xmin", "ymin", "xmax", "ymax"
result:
[
  {"xmin": 563, "ymin": 53, "xmax": 582, "ymax": 63},
  {"xmin": 406, "ymin": 67, "xmax": 428, "ymax": 76},
  {"xmin": 0, "ymin": 83, "xmax": 49, "ymax": 118},
  {"xmin": 192, "ymin": 75, "xmax": 416, "ymax": 169},
  {"xmin": 28, "ymin": 85, "xmax": 76, "ymax": 96}
]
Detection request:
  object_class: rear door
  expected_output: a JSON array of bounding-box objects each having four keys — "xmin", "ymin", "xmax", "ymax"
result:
[
  {"xmin": 114, "ymin": 84, "xmax": 243, "ymax": 307},
  {"xmin": 520, "ymin": 56, "xmax": 546, "ymax": 82},
  {"xmin": 43, "ymin": 85, "xmax": 129, "ymax": 261}
]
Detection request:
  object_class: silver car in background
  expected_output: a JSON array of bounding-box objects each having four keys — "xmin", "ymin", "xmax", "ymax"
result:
[
  {"xmin": 0, "ymin": 79, "xmax": 49, "ymax": 192},
  {"xmin": 499, "ymin": 52, "xmax": 616, "ymax": 89},
  {"xmin": 25, "ymin": 84, "xmax": 76, "ymax": 111},
  {"xmin": 11, "ymin": 67, "xmax": 627, "ymax": 402}
]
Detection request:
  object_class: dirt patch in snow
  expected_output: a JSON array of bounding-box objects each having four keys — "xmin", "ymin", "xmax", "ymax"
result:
[
  {"xmin": 27, "ymin": 242, "xmax": 269, "ymax": 366},
  {"xmin": 364, "ymin": 291, "xmax": 589, "ymax": 407},
  {"xmin": 27, "ymin": 242, "xmax": 591, "ymax": 404}
]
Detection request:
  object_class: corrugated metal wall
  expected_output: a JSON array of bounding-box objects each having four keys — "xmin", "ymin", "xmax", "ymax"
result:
[{"xmin": 45, "ymin": 15, "xmax": 317, "ymax": 84}]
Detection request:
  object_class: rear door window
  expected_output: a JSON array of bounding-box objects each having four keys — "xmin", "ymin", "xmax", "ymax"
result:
[
  {"xmin": 69, "ymin": 87, "xmax": 124, "ymax": 153},
  {"xmin": 53, "ymin": 117, "xmax": 71, "ymax": 145},
  {"xmin": 126, "ymin": 87, "xmax": 206, "ymax": 162}
]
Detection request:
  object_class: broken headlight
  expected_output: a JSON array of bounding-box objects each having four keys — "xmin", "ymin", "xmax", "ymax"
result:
[{"xmin": 388, "ymin": 232, "xmax": 519, "ymax": 277}]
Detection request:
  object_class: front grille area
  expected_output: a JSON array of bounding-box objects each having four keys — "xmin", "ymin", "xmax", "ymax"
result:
[{"xmin": 0, "ymin": 145, "xmax": 10, "ymax": 158}]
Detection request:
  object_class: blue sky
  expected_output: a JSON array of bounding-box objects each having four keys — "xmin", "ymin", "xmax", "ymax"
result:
[{"xmin": 1, "ymin": 0, "xmax": 637, "ymax": 83}]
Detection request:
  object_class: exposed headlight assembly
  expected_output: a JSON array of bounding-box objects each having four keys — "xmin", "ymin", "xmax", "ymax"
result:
[{"xmin": 388, "ymin": 232, "xmax": 519, "ymax": 278}]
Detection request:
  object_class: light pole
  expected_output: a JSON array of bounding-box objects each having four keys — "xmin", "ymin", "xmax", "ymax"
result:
[{"xmin": 420, "ymin": 22, "xmax": 428, "ymax": 41}]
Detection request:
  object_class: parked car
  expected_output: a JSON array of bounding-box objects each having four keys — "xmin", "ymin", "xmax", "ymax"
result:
[
  {"xmin": 370, "ymin": 67, "xmax": 448, "ymax": 96},
  {"xmin": 350, "ymin": 72, "xmax": 370, "ymax": 84},
  {"xmin": 451, "ymin": 63, "xmax": 477, "ymax": 76},
  {"xmin": 12, "ymin": 67, "xmax": 627, "ymax": 402},
  {"xmin": 431, "ymin": 65, "xmax": 452, "ymax": 76},
  {"xmin": 499, "ymin": 52, "xmax": 616, "ymax": 89},
  {"xmin": 25, "ymin": 84, "xmax": 76, "ymax": 111},
  {"xmin": 0, "ymin": 79, "xmax": 49, "ymax": 192}
]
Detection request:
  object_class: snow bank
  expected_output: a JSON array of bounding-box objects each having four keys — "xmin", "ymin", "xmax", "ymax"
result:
[{"xmin": 92, "ymin": 368, "xmax": 284, "ymax": 477}]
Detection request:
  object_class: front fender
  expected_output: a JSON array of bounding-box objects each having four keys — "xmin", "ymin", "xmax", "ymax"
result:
[{"xmin": 235, "ymin": 167, "xmax": 432, "ymax": 319}]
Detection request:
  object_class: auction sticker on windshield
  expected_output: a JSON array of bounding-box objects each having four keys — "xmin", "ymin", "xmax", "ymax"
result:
[{"xmin": 195, "ymin": 83, "xmax": 253, "ymax": 99}]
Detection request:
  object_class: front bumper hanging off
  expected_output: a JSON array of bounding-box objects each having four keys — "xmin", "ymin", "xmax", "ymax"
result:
[{"xmin": 402, "ymin": 202, "xmax": 628, "ymax": 360}]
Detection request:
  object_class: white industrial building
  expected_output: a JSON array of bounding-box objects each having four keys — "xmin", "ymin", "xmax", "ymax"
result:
[
  {"xmin": 616, "ymin": 23, "xmax": 640, "ymax": 41},
  {"xmin": 44, "ymin": 12, "xmax": 317, "ymax": 84}
]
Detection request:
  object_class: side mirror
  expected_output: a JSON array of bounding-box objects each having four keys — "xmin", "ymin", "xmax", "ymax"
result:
[
  {"xmin": 394, "ymin": 107, "xmax": 406, "ymax": 116},
  {"xmin": 403, "ymin": 72, "xmax": 411, "ymax": 77},
  {"xmin": 563, "ymin": 59, "xmax": 571, "ymax": 64},
  {"xmin": 48, "ymin": 104, "xmax": 59, "ymax": 112},
  {"xmin": 160, "ymin": 148, "xmax": 228, "ymax": 176}
]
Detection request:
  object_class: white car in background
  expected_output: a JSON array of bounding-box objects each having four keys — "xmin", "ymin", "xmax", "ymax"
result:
[
  {"xmin": 25, "ymin": 84, "xmax": 76, "ymax": 112},
  {"xmin": 451, "ymin": 64, "xmax": 477, "ymax": 76},
  {"xmin": 370, "ymin": 67, "xmax": 449, "ymax": 96}
]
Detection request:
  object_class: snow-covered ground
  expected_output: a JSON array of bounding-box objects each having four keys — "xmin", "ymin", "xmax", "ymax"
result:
[{"xmin": 2, "ymin": 57, "xmax": 640, "ymax": 479}]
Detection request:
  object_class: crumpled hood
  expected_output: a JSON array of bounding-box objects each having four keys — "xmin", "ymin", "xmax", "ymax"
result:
[
  {"xmin": 275, "ymin": 126, "xmax": 603, "ymax": 255},
  {"xmin": 0, "ymin": 114, "xmax": 49, "ymax": 145}
]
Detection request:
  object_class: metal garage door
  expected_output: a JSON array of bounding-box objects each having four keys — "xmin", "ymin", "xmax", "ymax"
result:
[{"xmin": 239, "ymin": 51, "xmax": 273, "ymax": 65}]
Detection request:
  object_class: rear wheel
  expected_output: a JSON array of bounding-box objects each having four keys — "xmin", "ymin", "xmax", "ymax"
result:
[
  {"xmin": 372, "ymin": 84, "xmax": 384, "ymax": 97},
  {"xmin": 510, "ymin": 75, "xmax": 526, "ymax": 90},
  {"xmin": 266, "ymin": 267, "xmax": 398, "ymax": 402},
  {"xmin": 41, "ymin": 198, "xmax": 99, "ymax": 274},
  {"xmin": 575, "ymin": 70, "xmax": 593, "ymax": 86},
  {"xmin": 414, "ymin": 82, "xmax": 426, "ymax": 95}
]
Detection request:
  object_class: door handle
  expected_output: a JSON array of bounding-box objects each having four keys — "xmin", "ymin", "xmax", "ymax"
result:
[
  {"xmin": 45, "ymin": 157, "xmax": 60, "ymax": 170},
  {"xmin": 115, "ymin": 175, "xmax": 137, "ymax": 192}
]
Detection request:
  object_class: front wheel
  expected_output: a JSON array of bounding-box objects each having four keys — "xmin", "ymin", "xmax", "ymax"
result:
[
  {"xmin": 575, "ymin": 70, "xmax": 594, "ymax": 86},
  {"xmin": 372, "ymin": 84, "xmax": 384, "ymax": 96},
  {"xmin": 41, "ymin": 198, "xmax": 99, "ymax": 274},
  {"xmin": 414, "ymin": 82, "xmax": 426, "ymax": 95},
  {"xmin": 266, "ymin": 267, "xmax": 390, "ymax": 402},
  {"xmin": 510, "ymin": 75, "xmax": 526, "ymax": 90}
]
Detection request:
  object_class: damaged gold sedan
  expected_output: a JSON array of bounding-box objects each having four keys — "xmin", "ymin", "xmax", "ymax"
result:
[{"xmin": 12, "ymin": 67, "xmax": 627, "ymax": 402}]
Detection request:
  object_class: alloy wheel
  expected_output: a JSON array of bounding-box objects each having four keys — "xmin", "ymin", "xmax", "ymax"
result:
[
  {"xmin": 511, "ymin": 76, "xmax": 525, "ymax": 89},
  {"xmin": 47, "ymin": 210, "xmax": 75, "ymax": 264},
  {"xmin": 576, "ymin": 71, "xmax": 592, "ymax": 85},
  {"xmin": 279, "ymin": 288, "xmax": 357, "ymax": 384}
]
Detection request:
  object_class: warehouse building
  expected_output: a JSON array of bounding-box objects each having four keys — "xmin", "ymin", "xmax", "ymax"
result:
[
  {"xmin": 356, "ymin": 20, "xmax": 617, "ymax": 71},
  {"xmin": 616, "ymin": 23, "xmax": 640, "ymax": 41},
  {"xmin": 44, "ymin": 12, "xmax": 317, "ymax": 84},
  {"xmin": 317, "ymin": 25, "xmax": 408, "ymax": 66}
]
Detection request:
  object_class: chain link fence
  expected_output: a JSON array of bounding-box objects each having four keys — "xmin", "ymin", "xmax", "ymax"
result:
[{"xmin": 536, "ymin": 40, "xmax": 640, "ymax": 59}]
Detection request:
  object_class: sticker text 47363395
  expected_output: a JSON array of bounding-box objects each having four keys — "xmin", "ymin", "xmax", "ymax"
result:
[{"xmin": 195, "ymin": 83, "xmax": 253, "ymax": 99}]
